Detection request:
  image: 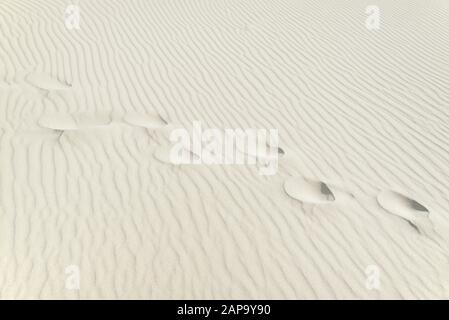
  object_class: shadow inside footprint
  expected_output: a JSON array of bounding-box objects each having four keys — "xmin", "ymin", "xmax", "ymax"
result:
[
  {"xmin": 284, "ymin": 177, "xmax": 335, "ymax": 204},
  {"xmin": 410, "ymin": 199, "xmax": 428, "ymax": 212},
  {"xmin": 320, "ymin": 182, "xmax": 334, "ymax": 199}
]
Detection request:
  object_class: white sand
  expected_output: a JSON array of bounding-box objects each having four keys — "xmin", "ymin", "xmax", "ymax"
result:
[{"xmin": 1, "ymin": 0, "xmax": 449, "ymax": 299}]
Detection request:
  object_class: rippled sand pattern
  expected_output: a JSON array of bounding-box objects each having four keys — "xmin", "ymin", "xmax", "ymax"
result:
[{"xmin": 1, "ymin": 0, "xmax": 449, "ymax": 299}]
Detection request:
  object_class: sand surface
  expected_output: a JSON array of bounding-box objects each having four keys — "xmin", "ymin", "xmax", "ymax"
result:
[{"xmin": 1, "ymin": 0, "xmax": 449, "ymax": 299}]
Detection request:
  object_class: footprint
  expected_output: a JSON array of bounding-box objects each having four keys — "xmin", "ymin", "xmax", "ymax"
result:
[
  {"xmin": 38, "ymin": 112, "xmax": 111, "ymax": 131},
  {"xmin": 377, "ymin": 190, "xmax": 430, "ymax": 230},
  {"xmin": 26, "ymin": 72, "xmax": 72, "ymax": 91},
  {"xmin": 38, "ymin": 114, "xmax": 78, "ymax": 131},
  {"xmin": 377, "ymin": 190, "xmax": 434, "ymax": 234},
  {"xmin": 284, "ymin": 177, "xmax": 335, "ymax": 204},
  {"xmin": 123, "ymin": 112, "xmax": 167, "ymax": 130}
]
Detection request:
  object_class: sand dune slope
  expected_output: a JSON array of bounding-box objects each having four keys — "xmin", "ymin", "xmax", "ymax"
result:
[{"xmin": 1, "ymin": 0, "xmax": 449, "ymax": 299}]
